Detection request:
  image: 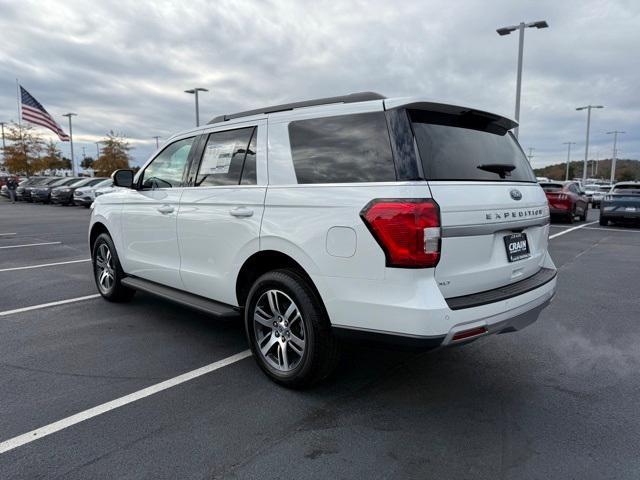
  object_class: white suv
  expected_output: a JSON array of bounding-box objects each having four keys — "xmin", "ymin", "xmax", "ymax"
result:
[{"xmin": 89, "ymin": 92, "xmax": 557, "ymax": 387}]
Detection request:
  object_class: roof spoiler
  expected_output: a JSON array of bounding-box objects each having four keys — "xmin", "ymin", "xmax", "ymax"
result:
[{"xmin": 385, "ymin": 100, "xmax": 518, "ymax": 133}]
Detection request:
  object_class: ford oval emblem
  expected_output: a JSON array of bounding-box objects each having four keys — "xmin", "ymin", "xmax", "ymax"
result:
[{"xmin": 510, "ymin": 189, "xmax": 522, "ymax": 201}]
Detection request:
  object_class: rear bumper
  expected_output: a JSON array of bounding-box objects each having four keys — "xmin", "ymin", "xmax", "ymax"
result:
[
  {"xmin": 549, "ymin": 206, "xmax": 571, "ymax": 215},
  {"xmin": 602, "ymin": 207, "xmax": 640, "ymax": 220},
  {"xmin": 318, "ymin": 254, "xmax": 557, "ymax": 346}
]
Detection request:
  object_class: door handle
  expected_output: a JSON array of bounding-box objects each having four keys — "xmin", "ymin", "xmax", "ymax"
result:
[
  {"xmin": 157, "ymin": 204, "xmax": 175, "ymax": 214},
  {"xmin": 229, "ymin": 206, "xmax": 254, "ymax": 218}
]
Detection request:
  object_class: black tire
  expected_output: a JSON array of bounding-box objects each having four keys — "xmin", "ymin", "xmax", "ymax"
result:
[
  {"xmin": 580, "ymin": 204, "xmax": 588, "ymax": 222},
  {"xmin": 91, "ymin": 233, "xmax": 135, "ymax": 302},
  {"xmin": 566, "ymin": 208, "xmax": 575, "ymax": 224},
  {"xmin": 244, "ymin": 269, "xmax": 340, "ymax": 388},
  {"xmin": 599, "ymin": 215, "xmax": 609, "ymax": 226}
]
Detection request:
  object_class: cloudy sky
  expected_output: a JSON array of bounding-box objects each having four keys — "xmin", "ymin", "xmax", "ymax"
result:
[{"xmin": 1, "ymin": 0, "xmax": 638, "ymax": 168}]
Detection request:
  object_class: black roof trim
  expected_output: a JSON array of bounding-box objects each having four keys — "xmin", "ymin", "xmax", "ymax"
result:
[
  {"xmin": 208, "ymin": 92, "xmax": 385, "ymax": 124},
  {"xmin": 390, "ymin": 101, "xmax": 518, "ymax": 132}
]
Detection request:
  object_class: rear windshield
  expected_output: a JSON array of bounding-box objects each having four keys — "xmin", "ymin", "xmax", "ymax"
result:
[
  {"xmin": 540, "ymin": 183, "xmax": 564, "ymax": 192},
  {"xmin": 613, "ymin": 185, "xmax": 640, "ymax": 194},
  {"xmin": 410, "ymin": 110, "xmax": 536, "ymax": 182}
]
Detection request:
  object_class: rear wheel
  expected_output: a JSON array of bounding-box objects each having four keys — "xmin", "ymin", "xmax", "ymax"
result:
[
  {"xmin": 92, "ymin": 233, "xmax": 135, "ymax": 302},
  {"xmin": 580, "ymin": 204, "xmax": 588, "ymax": 222},
  {"xmin": 599, "ymin": 215, "xmax": 609, "ymax": 226},
  {"xmin": 566, "ymin": 207, "xmax": 575, "ymax": 224},
  {"xmin": 244, "ymin": 269, "xmax": 340, "ymax": 388}
]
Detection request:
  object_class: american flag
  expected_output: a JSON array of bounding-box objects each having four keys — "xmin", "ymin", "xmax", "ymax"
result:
[{"xmin": 20, "ymin": 86, "xmax": 70, "ymax": 142}]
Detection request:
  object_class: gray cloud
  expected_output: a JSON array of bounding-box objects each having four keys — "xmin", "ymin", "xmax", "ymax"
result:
[{"xmin": 1, "ymin": 0, "xmax": 638, "ymax": 168}]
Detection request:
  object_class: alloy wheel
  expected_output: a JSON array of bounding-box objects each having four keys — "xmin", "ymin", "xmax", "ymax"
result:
[
  {"xmin": 95, "ymin": 243, "xmax": 115, "ymax": 294},
  {"xmin": 253, "ymin": 289, "xmax": 306, "ymax": 372}
]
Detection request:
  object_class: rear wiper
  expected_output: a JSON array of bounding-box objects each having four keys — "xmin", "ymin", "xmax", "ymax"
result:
[{"xmin": 477, "ymin": 163, "xmax": 516, "ymax": 179}]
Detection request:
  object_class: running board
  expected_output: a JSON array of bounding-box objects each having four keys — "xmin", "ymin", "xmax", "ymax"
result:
[{"xmin": 121, "ymin": 276, "xmax": 239, "ymax": 318}]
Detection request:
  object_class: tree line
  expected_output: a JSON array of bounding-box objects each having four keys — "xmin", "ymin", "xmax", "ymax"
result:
[
  {"xmin": 533, "ymin": 158, "xmax": 640, "ymax": 182},
  {"xmin": 1, "ymin": 122, "xmax": 131, "ymax": 177}
]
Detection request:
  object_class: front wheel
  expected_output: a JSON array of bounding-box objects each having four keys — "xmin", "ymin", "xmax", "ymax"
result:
[
  {"xmin": 92, "ymin": 233, "xmax": 135, "ymax": 302},
  {"xmin": 580, "ymin": 204, "xmax": 588, "ymax": 221},
  {"xmin": 245, "ymin": 269, "xmax": 340, "ymax": 388}
]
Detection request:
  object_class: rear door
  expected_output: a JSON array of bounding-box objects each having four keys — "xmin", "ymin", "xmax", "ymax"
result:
[
  {"xmin": 408, "ymin": 108, "xmax": 550, "ymax": 298},
  {"xmin": 177, "ymin": 120, "xmax": 266, "ymax": 305}
]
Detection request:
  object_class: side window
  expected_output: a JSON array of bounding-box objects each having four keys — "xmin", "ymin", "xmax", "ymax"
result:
[
  {"xmin": 141, "ymin": 137, "xmax": 194, "ymax": 189},
  {"xmin": 568, "ymin": 184, "xmax": 579, "ymax": 194},
  {"xmin": 288, "ymin": 112, "xmax": 396, "ymax": 184},
  {"xmin": 196, "ymin": 127, "xmax": 255, "ymax": 186}
]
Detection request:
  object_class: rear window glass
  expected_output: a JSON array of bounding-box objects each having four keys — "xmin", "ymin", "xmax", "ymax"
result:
[
  {"xmin": 540, "ymin": 183, "xmax": 564, "ymax": 192},
  {"xmin": 288, "ymin": 112, "xmax": 396, "ymax": 184},
  {"xmin": 410, "ymin": 110, "xmax": 536, "ymax": 182},
  {"xmin": 613, "ymin": 185, "xmax": 640, "ymax": 194}
]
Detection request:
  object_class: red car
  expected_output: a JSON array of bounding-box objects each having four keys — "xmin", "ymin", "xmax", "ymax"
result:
[{"xmin": 540, "ymin": 181, "xmax": 588, "ymax": 223}]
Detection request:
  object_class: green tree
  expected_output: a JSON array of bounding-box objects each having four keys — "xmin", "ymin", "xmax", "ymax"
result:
[
  {"xmin": 2, "ymin": 122, "xmax": 45, "ymax": 176},
  {"xmin": 92, "ymin": 131, "xmax": 131, "ymax": 177},
  {"xmin": 80, "ymin": 156, "xmax": 95, "ymax": 170}
]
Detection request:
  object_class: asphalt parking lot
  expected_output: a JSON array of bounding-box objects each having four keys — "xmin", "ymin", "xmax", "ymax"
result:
[{"xmin": 1, "ymin": 201, "xmax": 639, "ymax": 480}]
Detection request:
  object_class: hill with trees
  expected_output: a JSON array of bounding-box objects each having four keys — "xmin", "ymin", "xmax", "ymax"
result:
[{"xmin": 534, "ymin": 158, "xmax": 640, "ymax": 182}]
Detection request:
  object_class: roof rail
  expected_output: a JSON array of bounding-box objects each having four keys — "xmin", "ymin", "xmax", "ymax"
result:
[{"xmin": 208, "ymin": 91, "xmax": 385, "ymax": 124}]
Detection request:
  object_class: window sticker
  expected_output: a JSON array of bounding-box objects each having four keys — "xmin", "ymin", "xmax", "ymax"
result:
[{"xmin": 201, "ymin": 143, "xmax": 236, "ymax": 175}]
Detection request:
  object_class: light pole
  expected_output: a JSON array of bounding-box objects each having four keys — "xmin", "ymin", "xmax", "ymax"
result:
[
  {"xmin": 606, "ymin": 130, "xmax": 625, "ymax": 184},
  {"xmin": 62, "ymin": 113, "xmax": 77, "ymax": 175},
  {"xmin": 153, "ymin": 136, "xmax": 161, "ymax": 149},
  {"xmin": 0, "ymin": 121, "xmax": 5, "ymax": 171},
  {"xmin": 562, "ymin": 142, "xmax": 576, "ymax": 181},
  {"xmin": 576, "ymin": 105, "xmax": 604, "ymax": 185},
  {"xmin": 95, "ymin": 142, "xmax": 101, "ymax": 158},
  {"xmin": 527, "ymin": 147, "xmax": 535, "ymax": 163},
  {"xmin": 497, "ymin": 20, "xmax": 549, "ymax": 138},
  {"xmin": 184, "ymin": 87, "xmax": 208, "ymax": 127}
]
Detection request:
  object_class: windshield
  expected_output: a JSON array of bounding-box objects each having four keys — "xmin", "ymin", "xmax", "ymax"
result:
[
  {"xmin": 95, "ymin": 179, "xmax": 112, "ymax": 188},
  {"xmin": 70, "ymin": 178, "xmax": 94, "ymax": 188},
  {"xmin": 410, "ymin": 110, "xmax": 536, "ymax": 182},
  {"xmin": 599, "ymin": 186, "xmax": 612, "ymax": 192}
]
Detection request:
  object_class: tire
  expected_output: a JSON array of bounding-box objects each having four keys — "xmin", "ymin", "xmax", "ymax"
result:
[
  {"xmin": 599, "ymin": 215, "xmax": 609, "ymax": 226},
  {"xmin": 580, "ymin": 204, "xmax": 588, "ymax": 222},
  {"xmin": 566, "ymin": 208, "xmax": 575, "ymax": 224},
  {"xmin": 244, "ymin": 269, "xmax": 340, "ymax": 388},
  {"xmin": 91, "ymin": 233, "xmax": 135, "ymax": 302}
]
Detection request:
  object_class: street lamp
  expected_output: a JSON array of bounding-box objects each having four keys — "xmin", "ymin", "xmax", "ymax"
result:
[
  {"xmin": 496, "ymin": 20, "xmax": 549, "ymax": 138},
  {"xmin": 576, "ymin": 105, "xmax": 604, "ymax": 184},
  {"xmin": 95, "ymin": 141, "xmax": 101, "ymax": 158},
  {"xmin": 562, "ymin": 142, "xmax": 576, "ymax": 181},
  {"xmin": 184, "ymin": 87, "xmax": 208, "ymax": 127},
  {"xmin": 606, "ymin": 130, "xmax": 625, "ymax": 184},
  {"xmin": 153, "ymin": 136, "xmax": 161, "ymax": 149},
  {"xmin": 62, "ymin": 113, "xmax": 77, "ymax": 175}
]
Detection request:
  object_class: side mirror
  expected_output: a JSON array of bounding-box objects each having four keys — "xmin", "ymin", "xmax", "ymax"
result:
[{"xmin": 112, "ymin": 169, "xmax": 135, "ymax": 188}]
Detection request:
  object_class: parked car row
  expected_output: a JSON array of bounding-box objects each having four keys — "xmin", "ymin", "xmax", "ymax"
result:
[{"xmin": 0, "ymin": 176, "xmax": 115, "ymax": 207}]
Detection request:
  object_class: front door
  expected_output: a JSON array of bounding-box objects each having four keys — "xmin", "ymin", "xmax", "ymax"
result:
[{"xmin": 120, "ymin": 136, "xmax": 196, "ymax": 289}]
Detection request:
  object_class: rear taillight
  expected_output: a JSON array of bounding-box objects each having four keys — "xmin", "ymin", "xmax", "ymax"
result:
[{"xmin": 360, "ymin": 198, "xmax": 441, "ymax": 268}]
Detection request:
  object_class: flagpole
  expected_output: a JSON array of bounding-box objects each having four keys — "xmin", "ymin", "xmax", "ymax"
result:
[{"xmin": 16, "ymin": 79, "xmax": 22, "ymax": 127}]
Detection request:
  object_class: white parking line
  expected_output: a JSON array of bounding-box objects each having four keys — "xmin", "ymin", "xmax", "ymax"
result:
[
  {"xmin": 549, "ymin": 221, "xmax": 598, "ymax": 240},
  {"xmin": 0, "ymin": 294, "xmax": 100, "ymax": 317},
  {"xmin": 0, "ymin": 233, "xmax": 17, "ymax": 236},
  {"xmin": 582, "ymin": 226, "xmax": 640, "ymax": 234},
  {"xmin": 0, "ymin": 241, "xmax": 61, "ymax": 250},
  {"xmin": 0, "ymin": 349, "xmax": 252, "ymax": 455},
  {"xmin": 0, "ymin": 258, "xmax": 90, "ymax": 273}
]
